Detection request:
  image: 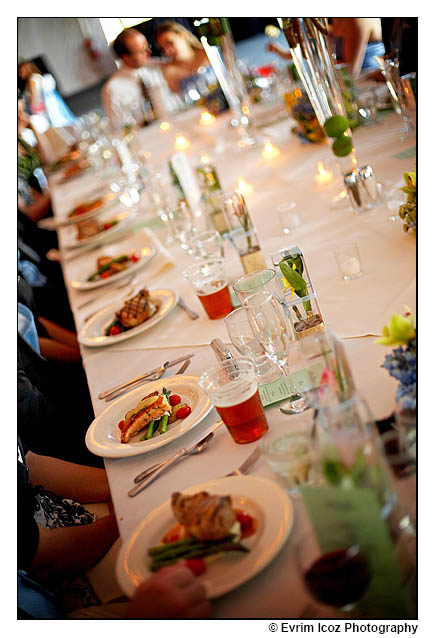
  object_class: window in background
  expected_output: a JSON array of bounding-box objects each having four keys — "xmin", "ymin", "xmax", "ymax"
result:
[{"xmin": 100, "ymin": 18, "xmax": 153, "ymax": 44}]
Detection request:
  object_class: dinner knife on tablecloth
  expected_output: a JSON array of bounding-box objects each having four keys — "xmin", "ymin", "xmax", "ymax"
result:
[{"xmin": 98, "ymin": 353, "xmax": 195, "ymax": 400}]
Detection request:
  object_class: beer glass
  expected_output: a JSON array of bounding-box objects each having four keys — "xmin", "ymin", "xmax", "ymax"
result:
[
  {"xmin": 183, "ymin": 258, "xmax": 234, "ymax": 319},
  {"xmin": 199, "ymin": 358, "xmax": 269, "ymax": 444}
]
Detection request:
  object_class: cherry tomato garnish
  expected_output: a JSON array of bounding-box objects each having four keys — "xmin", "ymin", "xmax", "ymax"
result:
[
  {"xmin": 118, "ymin": 420, "xmax": 125, "ymax": 430},
  {"xmin": 109, "ymin": 325, "xmax": 121, "ymax": 335},
  {"xmin": 101, "ymin": 270, "xmax": 111, "ymax": 278},
  {"xmin": 184, "ymin": 558, "xmax": 206, "ymax": 576},
  {"xmin": 169, "ymin": 394, "xmax": 182, "ymax": 406},
  {"xmin": 176, "ymin": 406, "xmax": 191, "ymax": 419},
  {"xmin": 130, "ymin": 252, "xmax": 140, "ymax": 263}
]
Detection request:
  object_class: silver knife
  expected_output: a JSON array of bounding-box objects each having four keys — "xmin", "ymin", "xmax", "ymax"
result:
[
  {"xmin": 133, "ymin": 420, "xmax": 223, "ymax": 484},
  {"xmin": 98, "ymin": 353, "xmax": 195, "ymax": 399}
]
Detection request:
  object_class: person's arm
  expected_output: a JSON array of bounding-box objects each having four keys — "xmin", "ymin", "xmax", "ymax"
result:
[
  {"xmin": 101, "ymin": 83, "xmax": 121, "ymax": 132},
  {"xmin": 18, "ymin": 190, "xmax": 51, "ymax": 222},
  {"xmin": 25, "ymin": 452, "xmax": 110, "ymax": 503},
  {"xmin": 36, "ymin": 317, "xmax": 81, "ymax": 363},
  {"xmin": 267, "ymin": 42, "xmax": 292, "ymax": 60},
  {"xmin": 126, "ymin": 563, "xmax": 212, "ymax": 619},
  {"xmin": 341, "ymin": 18, "xmax": 371, "ymax": 77},
  {"xmin": 29, "ymin": 514, "xmax": 119, "ymax": 581}
]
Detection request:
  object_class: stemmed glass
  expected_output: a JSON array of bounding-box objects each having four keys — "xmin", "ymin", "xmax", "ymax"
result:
[
  {"xmin": 375, "ymin": 56, "xmax": 416, "ymax": 141},
  {"xmin": 167, "ymin": 202, "xmax": 196, "ymax": 250},
  {"xmin": 224, "ymin": 307, "xmax": 280, "ymax": 384},
  {"xmin": 243, "ymin": 291, "xmax": 307, "ymax": 414}
]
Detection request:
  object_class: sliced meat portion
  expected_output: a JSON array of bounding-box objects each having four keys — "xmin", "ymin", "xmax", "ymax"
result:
[
  {"xmin": 117, "ymin": 289, "xmax": 157, "ymax": 329},
  {"xmin": 171, "ymin": 491, "xmax": 236, "ymax": 541}
]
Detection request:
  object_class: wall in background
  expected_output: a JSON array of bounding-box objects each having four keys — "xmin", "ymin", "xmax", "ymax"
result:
[{"xmin": 18, "ymin": 17, "xmax": 116, "ymax": 97}]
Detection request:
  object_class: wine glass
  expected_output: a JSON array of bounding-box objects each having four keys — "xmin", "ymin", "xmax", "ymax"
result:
[
  {"xmin": 224, "ymin": 307, "xmax": 280, "ymax": 384},
  {"xmin": 167, "ymin": 202, "xmax": 196, "ymax": 250},
  {"xmin": 243, "ymin": 291, "xmax": 306, "ymax": 414},
  {"xmin": 296, "ymin": 528, "xmax": 372, "ymax": 613}
]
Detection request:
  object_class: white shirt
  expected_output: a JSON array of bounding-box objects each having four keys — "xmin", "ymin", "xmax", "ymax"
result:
[{"xmin": 101, "ymin": 62, "xmax": 180, "ymax": 131}]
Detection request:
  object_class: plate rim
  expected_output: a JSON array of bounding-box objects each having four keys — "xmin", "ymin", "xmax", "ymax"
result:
[
  {"xmin": 54, "ymin": 195, "xmax": 119, "ymax": 228},
  {"xmin": 115, "ymin": 475, "xmax": 294, "ymax": 598},
  {"xmin": 85, "ymin": 374, "xmax": 213, "ymax": 458},
  {"xmin": 70, "ymin": 245, "xmax": 157, "ymax": 290},
  {"xmin": 63, "ymin": 210, "xmax": 131, "ymax": 249},
  {"xmin": 77, "ymin": 288, "xmax": 178, "ymax": 348}
]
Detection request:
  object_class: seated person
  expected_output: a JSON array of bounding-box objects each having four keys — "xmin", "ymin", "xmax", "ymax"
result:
[
  {"xmin": 18, "ymin": 289, "xmax": 97, "ymax": 468},
  {"xmin": 101, "ymin": 28, "xmax": 180, "ymax": 131},
  {"xmin": 268, "ymin": 18, "xmax": 385, "ymax": 77},
  {"xmin": 155, "ymin": 21, "xmax": 210, "ymax": 94},
  {"xmin": 18, "ymin": 439, "xmax": 212, "ymax": 619},
  {"xmin": 18, "ymin": 437, "xmax": 118, "ymax": 615}
]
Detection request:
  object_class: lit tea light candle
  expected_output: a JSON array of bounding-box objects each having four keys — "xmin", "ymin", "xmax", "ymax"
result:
[
  {"xmin": 262, "ymin": 140, "xmax": 280, "ymax": 160},
  {"xmin": 199, "ymin": 111, "xmax": 216, "ymax": 126},
  {"xmin": 315, "ymin": 161, "xmax": 333, "ymax": 185},
  {"xmin": 160, "ymin": 121, "xmax": 171, "ymax": 132},
  {"xmin": 200, "ymin": 153, "xmax": 211, "ymax": 164},
  {"xmin": 175, "ymin": 134, "xmax": 190, "ymax": 151},
  {"xmin": 236, "ymin": 176, "xmax": 254, "ymax": 196}
]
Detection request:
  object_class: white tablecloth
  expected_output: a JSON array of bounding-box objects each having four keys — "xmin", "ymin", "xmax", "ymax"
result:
[{"xmin": 50, "ymin": 103, "xmax": 416, "ymax": 618}]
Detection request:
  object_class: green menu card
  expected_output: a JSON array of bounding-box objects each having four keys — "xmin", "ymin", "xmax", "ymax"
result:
[{"xmin": 301, "ymin": 485, "xmax": 412, "ymax": 618}]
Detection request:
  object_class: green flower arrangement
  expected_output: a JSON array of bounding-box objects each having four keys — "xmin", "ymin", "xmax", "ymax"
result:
[{"xmin": 398, "ymin": 168, "xmax": 416, "ymax": 235}]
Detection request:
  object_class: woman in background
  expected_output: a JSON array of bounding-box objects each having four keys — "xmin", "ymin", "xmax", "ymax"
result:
[
  {"xmin": 268, "ymin": 18, "xmax": 385, "ymax": 77},
  {"xmin": 18, "ymin": 60, "xmax": 76, "ymax": 130},
  {"xmin": 154, "ymin": 21, "xmax": 209, "ymax": 93}
]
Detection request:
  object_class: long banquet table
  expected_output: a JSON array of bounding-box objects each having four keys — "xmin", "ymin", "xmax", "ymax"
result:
[{"xmin": 49, "ymin": 102, "xmax": 416, "ymax": 618}]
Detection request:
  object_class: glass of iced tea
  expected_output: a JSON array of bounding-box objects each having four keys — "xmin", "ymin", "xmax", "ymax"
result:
[
  {"xmin": 183, "ymin": 258, "xmax": 234, "ymax": 320},
  {"xmin": 198, "ymin": 358, "xmax": 269, "ymax": 444}
]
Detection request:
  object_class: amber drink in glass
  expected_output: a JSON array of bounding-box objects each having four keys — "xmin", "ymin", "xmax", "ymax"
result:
[
  {"xmin": 199, "ymin": 358, "xmax": 268, "ymax": 444},
  {"xmin": 183, "ymin": 258, "xmax": 233, "ymax": 320}
]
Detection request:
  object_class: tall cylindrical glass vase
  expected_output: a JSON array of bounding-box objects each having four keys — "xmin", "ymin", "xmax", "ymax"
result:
[{"xmin": 280, "ymin": 18, "xmax": 380, "ymax": 213}]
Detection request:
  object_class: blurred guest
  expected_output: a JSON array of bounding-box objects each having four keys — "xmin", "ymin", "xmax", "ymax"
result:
[
  {"xmin": 268, "ymin": 18, "xmax": 385, "ymax": 77},
  {"xmin": 329, "ymin": 18, "xmax": 385, "ymax": 76},
  {"xmin": 154, "ymin": 21, "xmax": 209, "ymax": 94},
  {"xmin": 101, "ymin": 28, "xmax": 179, "ymax": 130},
  {"xmin": 381, "ymin": 18, "xmax": 417, "ymax": 75},
  {"xmin": 18, "ymin": 61, "xmax": 75, "ymax": 131}
]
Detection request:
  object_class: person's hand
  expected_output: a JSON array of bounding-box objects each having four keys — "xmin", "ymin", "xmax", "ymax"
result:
[
  {"xmin": 125, "ymin": 562, "xmax": 212, "ymax": 619},
  {"xmin": 267, "ymin": 42, "xmax": 280, "ymax": 54}
]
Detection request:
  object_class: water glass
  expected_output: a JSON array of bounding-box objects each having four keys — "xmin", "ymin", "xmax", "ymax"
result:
[
  {"xmin": 190, "ymin": 229, "xmax": 224, "ymax": 260},
  {"xmin": 183, "ymin": 258, "xmax": 234, "ymax": 320},
  {"xmin": 333, "ymin": 242, "xmax": 363, "ymax": 280},
  {"xmin": 167, "ymin": 202, "xmax": 196, "ymax": 250},
  {"xmin": 198, "ymin": 357, "xmax": 268, "ymax": 444},
  {"xmin": 262, "ymin": 430, "xmax": 314, "ymax": 494},
  {"xmin": 224, "ymin": 307, "xmax": 280, "ymax": 384},
  {"xmin": 232, "ymin": 269, "xmax": 281, "ymax": 305},
  {"xmin": 276, "ymin": 202, "xmax": 301, "ymax": 235}
]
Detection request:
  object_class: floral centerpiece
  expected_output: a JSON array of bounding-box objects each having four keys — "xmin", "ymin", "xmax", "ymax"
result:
[
  {"xmin": 398, "ymin": 168, "xmax": 416, "ymax": 235},
  {"xmin": 375, "ymin": 308, "xmax": 416, "ymax": 411},
  {"xmin": 221, "ymin": 192, "xmax": 266, "ymax": 274}
]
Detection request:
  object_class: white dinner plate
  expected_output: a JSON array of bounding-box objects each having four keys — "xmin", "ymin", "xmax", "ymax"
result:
[
  {"xmin": 85, "ymin": 375, "xmax": 213, "ymax": 458},
  {"xmin": 38, "ymin": 193, "xmax": 119, "ymax": 230},
  {"xmin": 116, "ymin": 475, "xmax": 294, "ymax": 598},
  {"xmin": 62, "ymin": 210, "xmax": 131, "ymax": 250},
  {"xmin": 78, "ymin": 288, "xmax": 177, "ymax": 348},
  {"xmin": 70, "ymin": 245, "xmax": 156, "ymax": 290}
]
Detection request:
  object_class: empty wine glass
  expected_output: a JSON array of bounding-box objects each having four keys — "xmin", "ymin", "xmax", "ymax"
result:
[
  {"xmin": 224, "ymin": 307, "xmax": 280, "ymax": 384},
  {"xmin": 167, "ymin": 202, "xmax": 196, "ymax": 250},
  {"xmin": 243, "ymin": 291, "xmax": 306, "ymax": 414},
  {"xmin": 375, "ymin": 56, "xmax": 415, "ymax": 141}
]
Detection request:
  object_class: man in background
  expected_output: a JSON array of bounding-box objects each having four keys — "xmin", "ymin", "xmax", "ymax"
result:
[{"xmin": 101, "ymin": 28, "xmax": 180, "ymax": 131}]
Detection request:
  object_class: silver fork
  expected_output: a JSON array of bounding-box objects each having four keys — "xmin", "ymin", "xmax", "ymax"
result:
[
  {"xmin": 104, "ymin": 361, "xmax": 170, "ymax": 402},
  {"xmin": 225, "ymin": 445, "xmax": 262, "ymax": 477},
  {"xmin": 78, "ymin": 275, "xmax": 135, "ymax": 309}
]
